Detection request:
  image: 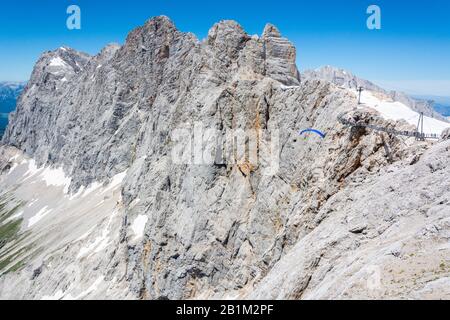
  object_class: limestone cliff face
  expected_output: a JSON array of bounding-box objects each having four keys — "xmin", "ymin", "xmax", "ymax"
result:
[{"xmin": 0, "ymin": 16, "xmax": 448, "ymax": 300}]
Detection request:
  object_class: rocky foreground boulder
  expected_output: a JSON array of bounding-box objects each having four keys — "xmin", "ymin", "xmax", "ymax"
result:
[{"xmin": 0, "ymin": 16, "xmax": 448, "ymax": 299}]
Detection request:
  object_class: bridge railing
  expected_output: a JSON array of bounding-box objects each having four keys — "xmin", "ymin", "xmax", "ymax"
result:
[{"xmin": 337, "ymin": 113, "xmax": 443, "ymax": 140}]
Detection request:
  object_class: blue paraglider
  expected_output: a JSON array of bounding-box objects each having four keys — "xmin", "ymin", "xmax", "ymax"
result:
[{"xmin": 299, "ymin": 129, "xmax": 326, "ymax": 139}]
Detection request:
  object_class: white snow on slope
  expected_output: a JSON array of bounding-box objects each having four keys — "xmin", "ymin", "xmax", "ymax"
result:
[
  {"xmin": 81, "ymin": 181, "xmax": 102, "ymax": 197},
  {"xmin": 41, "ymin": 167, "xmax": 72, "ymax": 194},
  {"xmin": 74, "ymin": 171, "xmax": 126, "ymax": 200},
  {"xmin": 22, "ymin": 159, "xmax": 40, "ymax": 179},
  {"xmin": 131, "ymin": 215, "xmax": 148, "ymax": 240},
  {"xmin": 67, "ymin": 276, "xmax": 104, "ymax": 300},
  {"xmin": 2, "ymin": 210, "xmax": 24, "ymax": 225},
  {"xmin": 49, "ymin": 57, "xmax": 69, "ymax": 68},
  {"xmin": 9, "ymin": 158, "xmax": 72, "ymax": 194},
  {"xmin": 28, "ymin": 206, "xmax": 53, "ymax": 227},
  {"xmin": 40, "ymin": 276, "xmax": 104, "ymax": 300},
  {"xmin": 8, "ymin": 162, "xmax": 18, "ymax": 174},
  {"xmin": 77, "ymin": 210, "xmax": 118, "ymax": 259},
  {"xmin": 102, "ymin": 171, "xmax": 127, "ymax": 194},
  {"xmin": 0, "ymin": 149, "xmax": 127, "ymax": 299},
  {"xmin": 360, "ymin": 91, "xmax": 450, "ymax": 135}
]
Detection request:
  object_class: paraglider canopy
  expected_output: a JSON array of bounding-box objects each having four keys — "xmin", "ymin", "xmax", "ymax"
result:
[{"xmin": 299, "ymin": 129, "xmax": 326, "ymax": 139}]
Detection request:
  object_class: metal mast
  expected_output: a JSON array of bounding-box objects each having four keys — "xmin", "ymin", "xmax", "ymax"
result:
[
  {"xmin": 357, "ymin": 86, "xmax": 363, "ymax": 105},
  {"xmin": 416, "ymin": 112, "xmax": 425, "ymax": 141}
]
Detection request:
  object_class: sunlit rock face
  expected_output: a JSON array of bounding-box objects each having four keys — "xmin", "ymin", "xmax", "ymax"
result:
[{"xmin": 0, "ymin": 16, "xmax": 449, "ymax": 300}]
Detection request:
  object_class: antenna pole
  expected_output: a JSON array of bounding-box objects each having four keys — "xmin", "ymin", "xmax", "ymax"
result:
[
  {"xmin": 357, "ymin": 86, "xmax": 363, "ymax": 105},
  {"xmin": 416, "ymin": 112, "xmax": 424, "ymax": 141},
  {"xmin": 421, "ymin": 112, "xmax": 424, "ymax": 140}
]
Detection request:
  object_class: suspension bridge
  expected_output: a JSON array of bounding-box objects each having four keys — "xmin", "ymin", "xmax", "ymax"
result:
[
  {"xmin": 337, "ymin": 112, "xmax": 443, "ymax": 141},
  {"xmin": 336, "ymin": 86, "xmax": 448, "ymax": 141}
]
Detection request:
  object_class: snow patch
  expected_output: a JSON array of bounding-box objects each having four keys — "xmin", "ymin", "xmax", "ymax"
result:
[
  {"xmin": 131, "ymin": 215, "xmax": 148, "ymax": 240},
  {"xmin": 45, "ymin": 276, "xmax": 104, "ymax": 300},
  {"xmin": 40, "ymin": 167, "xmax": 72, "ymax": 194},
  {"xmin": 49, "ymin": 57, "xmax": 69, "ymax": 68},
  {"xmin": 11, "ymin": 159, "xmax": 71, "ymax": 193},
  {"xmin": 8, "ymin": 162, "xmax": 18, "ymax": 174},
  {"xmin": 70, "ymin": 276, "xmax": 104, "ymax": 300},
  {"xmin": 28, "ymin": 206, "xmax": 52, "ymax": 227},
  {"xmin": 77, "ymin": 236, "xmax": 106, "ymax": 259},
  {"xmin": 22, "ymin": 159, "xmax": 42, "ymax": 180},
  {"xmin": 101, "ymin": 171, "xmax": 127, "ymax": 194},
  {"xmin": 77, "ymin": 211, "xmax": 117, "ymax": 258},
  {"xmin": 280, "ymin": 84, "xmax": 300, "ymax": 91},
  {"xmin": 82, "ymin": 182, "xmax": 102, "ymax": 197},
  {"xmin": 70, "ymin": 170, "xmax": 127, "ymax": 200},
  {"xmin": 27, "ymin": 199, "xmax": 38, "ymax": 208},
  {"xmin": 360, "ymin": 91, "xmax": 450, "ymax": 135},
  {"xmin": 2, "ymin": 210, "xmax": 24, "ymax": 225},
  {"xmin": 68, "ymin": 186, "xmax": 85, "ymax": 200},
  {"xmin": 8, "ymin": 155, "xmax": 19, "ymax": 162}
]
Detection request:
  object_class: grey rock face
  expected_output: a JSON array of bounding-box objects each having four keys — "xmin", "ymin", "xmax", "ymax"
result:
[
  {"xmin": 1, "ymin": 16, "xmax": 448, "ymax": 300},
  {"xmin": 3, "ymin": 16, "xmax": 302, "ymax": 191},
  {"xmin": 441, "ymin": 127, "xmax": 450, "ymax": 140},
  {"xmin": 302, "ymin": 65, "xmax": 384, "ymax": 92},
  {"xmin": 261, "ymin": 24, "xmax": 300, "ymax": 86}
]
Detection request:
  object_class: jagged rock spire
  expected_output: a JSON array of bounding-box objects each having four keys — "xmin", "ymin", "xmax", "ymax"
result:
[{"xmin": 262, "ymin": 23, "xmax": 281, "ymax": 38}]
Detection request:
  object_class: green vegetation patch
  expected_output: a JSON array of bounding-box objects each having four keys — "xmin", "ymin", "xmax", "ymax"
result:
[
  {"xmin": 0, "ymin": 244, "xmax": 30, "ymax": 274},
  {"xmin": 0, "ymin": 193, "xmax": 29, "ymax": 274},
  {"xmin": 0, "ymin": 218, "xmax": 23, "ymax": 248}
]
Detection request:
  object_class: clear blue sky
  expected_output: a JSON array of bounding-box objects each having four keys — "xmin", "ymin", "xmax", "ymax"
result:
[{"xmin": 1, "ymin": 0, "xmax": 449, "ymax": 96}]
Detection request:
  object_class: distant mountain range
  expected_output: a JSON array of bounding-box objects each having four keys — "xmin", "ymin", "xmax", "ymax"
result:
[
  {"xmin": 0, "ymin": 81, "xmax": 26, "ymax": 113},
  {"xmin": 302, "ymin": 66, "xmax": 450, "ymax": 122},
  {"xmin": 433, "ymin": 103, "xmax": 450, "ymax": 117},
  {"xmin": 412, "ymin": 94, "xmax": 450, "ymax": 106},
  {"xmin": 411, "ymin": 95, "xmax": 450, "ymax": 117},
  {"xmin": 0, "ymin": 81, "xmax": 26, "ymax": 137}
]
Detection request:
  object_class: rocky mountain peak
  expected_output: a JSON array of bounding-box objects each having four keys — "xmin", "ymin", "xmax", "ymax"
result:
[
  {"xmin": 262, "ymin": 23, "xmax": 281, "ymax": 38},
  {"xmin": 123, "ymin": 15, "xmax": 181, "ymax": 54},
  {"xmin": 98, "ymin": 43, "xmax": 121, "ymax": 61},
  {"xmin": 141, "ymin": 15, "xmax": 178, "ymax": 36},
  {"xmin": 27, "ymin": 47, "xmax": 90, "ymax": 88},
  {"xmin": 261, "ymin": 25, "xmax": 299, "ymax": 86},
  {"xmin": 2, "ymin": 16, "xmax": 447, "ymax": 300},
  {"xmin": 207, "ymin": 20, "xmax": 249, "ymax": 49}
]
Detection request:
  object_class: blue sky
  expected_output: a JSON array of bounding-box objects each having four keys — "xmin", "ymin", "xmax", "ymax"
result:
[{"xmin": 1, "ymin": 0, "xmax": 449, "ymax": 96}]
